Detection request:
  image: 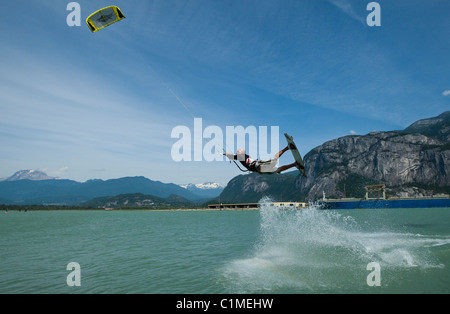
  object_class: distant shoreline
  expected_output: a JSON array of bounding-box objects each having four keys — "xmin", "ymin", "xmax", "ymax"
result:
[{"xmin": 1, "ymin": 206, "xmax": 259, "ymax": 212}]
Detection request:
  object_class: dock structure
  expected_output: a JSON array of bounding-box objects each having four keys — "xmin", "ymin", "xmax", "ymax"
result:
[
  {"xmin": 208, "ymin": 203, "xmax": 258, "ymax": 210},
  {"xmin": 208, "ymin": 202, "xmax": 307, "ymax": 210},
  {"xmin": 322, "ymin": 183, "xmax": 450, "ymax": 209},
  {"xmin": 364, "ymin": 184, "xmax": 386, "ymax": 200}
]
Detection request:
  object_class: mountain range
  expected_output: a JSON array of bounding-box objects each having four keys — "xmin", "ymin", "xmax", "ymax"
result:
[
  {"xmin": 0, "ymin": 173, "xmax": 222, "ymax": 205},
  {"xmin": 1, "ymin": 112, "xmax": 448, "ymax": 207}
]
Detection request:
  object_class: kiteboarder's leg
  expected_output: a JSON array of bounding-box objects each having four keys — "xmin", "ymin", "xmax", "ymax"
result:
[
  {"xmin": 274, "ymin": 146, "xmax": 289, "ymax": 159},
  {"xmin": 276, "ymin": 162, "xmax": 297, "ymax": 173},
  {"xmin": 276, "ymin": 160, "xmax": 305, "ymax": 173}
]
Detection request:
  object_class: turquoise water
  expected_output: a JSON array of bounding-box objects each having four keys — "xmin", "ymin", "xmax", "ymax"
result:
[{"xmin": 1, "ymin": 201, "xmax": 449, "ymax": 294}]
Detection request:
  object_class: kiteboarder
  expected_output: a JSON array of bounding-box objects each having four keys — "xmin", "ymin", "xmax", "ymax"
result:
[{"xmin": 223, "ymin": 145, "xmax": 303, "ymax": 174}]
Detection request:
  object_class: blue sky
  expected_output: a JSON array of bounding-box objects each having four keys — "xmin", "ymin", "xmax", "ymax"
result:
[{"xmin": 0, "ymin": 0, "xmax": 449, "ymax": 185}]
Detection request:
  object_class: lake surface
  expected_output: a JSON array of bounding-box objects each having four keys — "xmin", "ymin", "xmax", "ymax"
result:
[{"xmin": 1, "ymin": 200, "xmax": 449, "ymax": 294}]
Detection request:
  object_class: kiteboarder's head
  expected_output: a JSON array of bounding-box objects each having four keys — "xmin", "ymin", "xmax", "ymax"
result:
[{"xmin": 236, "ymin": 148, "xmax": 246, "ymax": 161}]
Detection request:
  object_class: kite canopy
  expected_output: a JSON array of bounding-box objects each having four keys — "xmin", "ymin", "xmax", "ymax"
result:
[{"xmin": 86, "ymin": 6, "xmax": 125, "ymax": 33}]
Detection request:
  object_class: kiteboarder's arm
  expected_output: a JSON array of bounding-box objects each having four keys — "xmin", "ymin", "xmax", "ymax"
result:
[{"xmin": 223, "ymin": 153, "xmax": 236, "ymax": 160}]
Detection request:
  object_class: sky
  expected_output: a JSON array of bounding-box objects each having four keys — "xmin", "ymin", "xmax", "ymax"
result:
[{"xmin": 0, "ymin": 0, "xmax": 449, "ymax": 186}]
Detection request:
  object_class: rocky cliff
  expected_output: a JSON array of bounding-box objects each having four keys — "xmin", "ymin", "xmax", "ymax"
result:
[{"xmin": 220, "ymin": 111, "xmax": 450, "ymax": 202}]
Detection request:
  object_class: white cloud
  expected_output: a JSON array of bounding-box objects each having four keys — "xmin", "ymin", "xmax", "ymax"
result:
[
  {"xmin": 442, "ymin": 90, "xmax": 450, "ymax": 96},
  {"xmin": 328, "ymin": 0, "xmax": 365, "ymax": 25},
  {"xmin": 350, "ymin": 130, "xmax": 357, "ymax": 135},
  {"xmin": 57, "ymin": 167, "xmax": 69, "ymax": 174},
  {"xmin": 37, "ymin": 167, "xmax": 68, "ymax": 177}
]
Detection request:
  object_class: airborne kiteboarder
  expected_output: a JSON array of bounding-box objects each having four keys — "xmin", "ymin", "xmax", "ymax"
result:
[{"xmin": 224, "ymin": 133, "xmax": 307, "ymax": 177}]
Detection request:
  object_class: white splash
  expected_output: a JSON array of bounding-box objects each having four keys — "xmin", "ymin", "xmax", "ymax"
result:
[{"xmin": 222, "ymin": 197, "xmax": 449, "ymax": 293}]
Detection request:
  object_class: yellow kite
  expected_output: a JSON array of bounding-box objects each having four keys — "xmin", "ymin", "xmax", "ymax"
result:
[{"xmin": 86, "ymin": 6, "xmax": 125, "ymax": 33}]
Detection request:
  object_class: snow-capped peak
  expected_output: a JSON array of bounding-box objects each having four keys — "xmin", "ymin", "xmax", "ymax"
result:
[
  {"xmin": 5, "ymin": 169, "xmax": 58, "ymax": 181},
  {"xmin": 180, "ymin": 182, "xmax": 224, "ymax": 190}
]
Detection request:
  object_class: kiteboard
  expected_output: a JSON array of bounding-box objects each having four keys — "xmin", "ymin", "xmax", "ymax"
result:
[{"xmin": 284, "ymin": 133, "xmax": 307, "ymax": 177}]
